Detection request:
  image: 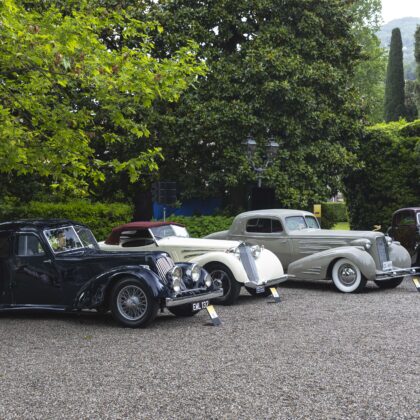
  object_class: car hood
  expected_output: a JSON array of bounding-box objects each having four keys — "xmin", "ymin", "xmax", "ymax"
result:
[
  {"xmin": 290, "ymin": 229, "xmax": 384, "ymax": 240},
  {"xmin": 156, "ymin": 236, "xmax": 241, "ymax": 251}
]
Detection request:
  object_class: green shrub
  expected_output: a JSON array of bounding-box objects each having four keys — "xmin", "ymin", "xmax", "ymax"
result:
[
  {"xmin": 343, "ymin": 120, "xmax": 420, "ymax": 231},
  {"xmin": 0, "ymin": 200, "xmax": 133, "ymax": 240},
  {"xmin": 320, "ymin": 202, "xmax": 348, "ymax": 229},
  {"xmin": 162, "ymin": 215, "xmax": 234, "ymax": 238}
]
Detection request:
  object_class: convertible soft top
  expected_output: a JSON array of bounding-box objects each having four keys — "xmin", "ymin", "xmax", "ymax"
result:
[{"xmin": 105, "ymin": 221, "xmax": 184, "ymax": 245}]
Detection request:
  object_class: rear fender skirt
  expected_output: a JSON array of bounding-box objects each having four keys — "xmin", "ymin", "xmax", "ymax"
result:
[
  {"xmin": 74, "ymin": 265, "xmax": 166, "ymax": 309},
  {"xmin": 287, "ymin": 246, "xmax": 376, "ymax": 281}
]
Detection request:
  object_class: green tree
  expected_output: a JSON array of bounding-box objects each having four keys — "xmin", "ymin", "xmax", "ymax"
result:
[
  {"xmin": 384, "ymin": 28, "xmax": 407, "ymax": 122},
  {"xmin": 146, "ymin": 0, "xmax": 364, "ymax": 209},
  {"xmin": 415, "ymin": 25, "xmax": 420, "ymax": 115},
  {"xmin": 348, "ymin": 0, "xmax": 387, "ymax": 123},
  {"xmin": 0, "ymin": 0, "xmax": 205, "ymax": 195}
]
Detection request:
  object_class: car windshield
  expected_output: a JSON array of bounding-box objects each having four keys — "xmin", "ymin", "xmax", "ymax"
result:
[
  {"xmin": 305, "ymin": 216, "xmax": 320, "ymax": 229},
  {"xmin": 150, "ymin": 225, "xmax": 189, "ymax": 239},
  {"xmin": 44, "ymin": 225, "xmax": 99, "ymax": 253},
  {"xmin": 285, "ymin": 216, "xmax": 320, "ymax": 231}
]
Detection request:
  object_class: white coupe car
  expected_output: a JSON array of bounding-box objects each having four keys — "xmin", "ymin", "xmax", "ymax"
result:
[{"xmin": 99, "ymin": 222, "xmax": 287, "ymax": 305}]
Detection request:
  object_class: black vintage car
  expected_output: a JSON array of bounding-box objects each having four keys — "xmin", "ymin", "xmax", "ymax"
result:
[
  {"xmin": 0, "ymin": 220, "xmax": 222, "ymax": 327},
  {"xmin": 389, "ymin": 208, "xmax": 420, "ymax": 266}
]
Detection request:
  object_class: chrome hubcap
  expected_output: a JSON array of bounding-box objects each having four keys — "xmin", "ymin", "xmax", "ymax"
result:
[
  {"xmin": 338, "ymin": 264, "xmax": 357, "ymax": 286},
  {"xmin": 210, "ymin": 270, "xmax": 230, "ymax": 295},
  {"xmin": 117, "ymin": 285, "xmax": 148, "ymax": 321}
]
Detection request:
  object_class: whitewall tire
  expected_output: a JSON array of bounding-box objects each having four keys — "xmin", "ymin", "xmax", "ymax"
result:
[{"xmin": 331, "ymin": 258, "xmax": 367, "ymax": 293}]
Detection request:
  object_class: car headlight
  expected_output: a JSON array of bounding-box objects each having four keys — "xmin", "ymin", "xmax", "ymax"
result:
[
  {"xmin": 226, "ymin": 246, "xmax": 241, "ymax": 259},
  {"xmin": 364, "ymin": 241, "xmax": 371, "ymax": 250},
  {"xmin": 205, "ymin": 273, "xmax": 212, "ymax": 288},
  {"xmin": 251, "ymin": 244, "xmax": 264, "ymax": 258},
  {"xmin": 167, "ymin": 266, "xmax": 183, "ymax": 293},
  {"xmin": 189, "ymin": 263, "xmax": 201, "ymax": 283},
  {"xmin": 385, "ymin": 236, "xmax": 392, "ymax": 245}
]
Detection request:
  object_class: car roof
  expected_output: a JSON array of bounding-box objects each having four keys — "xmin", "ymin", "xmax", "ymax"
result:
[
  {"xmin": 105, "ymin": 221, "xmax": 184, "ymax": 245},
  {"xmin": 0, "ymin": 219, "xmax": 85, "ymax": 232},
  {"xmin": 234, "ymin": 209, "xmax": 314, "ymax": 219},
  {"xmin": 393, "ymin": 207, "xmax": 420, "ymax": 214}
]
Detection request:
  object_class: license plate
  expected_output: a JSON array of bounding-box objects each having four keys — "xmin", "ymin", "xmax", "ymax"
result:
[
  {"xmin": 192, "ymin": 300, "xmax": 209, "ymax": 311},
  {"xmin": 256, "ymin": 286, "xmax": 265, "ymax": 294},
  {"xmin": 382, "ymin": 261, "xmax": 393, "ymax": 271}
]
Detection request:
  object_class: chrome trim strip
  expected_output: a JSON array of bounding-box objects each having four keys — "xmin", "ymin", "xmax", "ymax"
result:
[
  {"xmin": 375, "ymin": 266, "xmax": 420, "ymax": 280},
  {"xmin": 165, "ymin": 289, "xmax": 224, "ymax": 307},
  {"xmin": 244, "ymin": 275, "xmax": 288, "ymax": 289}
]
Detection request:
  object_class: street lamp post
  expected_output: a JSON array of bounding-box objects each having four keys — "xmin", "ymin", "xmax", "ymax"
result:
[{"xmin": 242, "ymin": 134, "xmax": 279, "ymax": 187}]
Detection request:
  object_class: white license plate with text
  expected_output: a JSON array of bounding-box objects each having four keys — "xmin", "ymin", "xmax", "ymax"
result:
[
  {"xmin": 382, "ymin": 261, "xmax": 393, "ymax": 271},
  {"xmin": 192, "ymin": 300, "xmax": 209, "ymax": 311}
]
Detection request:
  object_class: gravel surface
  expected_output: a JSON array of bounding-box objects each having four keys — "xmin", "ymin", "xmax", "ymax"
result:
[{"xmin": 0, "ymin": 278, "xmax": 419, "ymax": 419}]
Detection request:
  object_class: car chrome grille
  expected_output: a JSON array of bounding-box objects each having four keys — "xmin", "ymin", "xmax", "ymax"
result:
[
  {"xmin": 238, "ymin": 243, "xmax": 259, "ymax": 283},
  {"xmin": 376, "ymin": 237, "xmax": 390, "ymax": 268},
  {"xmin": 155, "ymin": 255, "xmax": 175, "ymax": 280}
]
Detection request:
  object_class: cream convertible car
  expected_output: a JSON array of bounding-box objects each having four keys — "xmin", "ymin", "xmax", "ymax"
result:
[
  {"xmin": 206, "ymin": 209, "xmax": 420, "ymax": 293},
  {"xmin": 100, "ymin": 222, "xmax": 287, "ymax": 305}
]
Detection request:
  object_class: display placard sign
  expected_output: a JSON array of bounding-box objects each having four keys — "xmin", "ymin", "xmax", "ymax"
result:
[
  {"xmin": 313, "ymin": 204, "xmax": 321, "ymax": 218},
  {"xmin": 206, "ymin": 305, "xmax": 222, "ymax": 326},
  {"xmin": 270, "ymin": 287, "xmax": 281, "ymax": 303}
]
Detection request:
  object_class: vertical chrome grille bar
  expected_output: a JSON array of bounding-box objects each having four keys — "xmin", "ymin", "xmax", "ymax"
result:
[
  {"xmin": 156, "ymin": 256, "xmax": 175, "ymax": 280},
  {"xmin": 376, "ymin": 237, "xmax": 390, "ymax": 267},
  {"xmin": 238, "ymin": 243, "xmax": 260, "ymax": 283}
]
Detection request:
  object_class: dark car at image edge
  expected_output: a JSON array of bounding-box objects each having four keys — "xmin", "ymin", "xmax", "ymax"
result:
[{"xmin": 0, "ymin": 219, "xmax": 222, "ymax": 327}]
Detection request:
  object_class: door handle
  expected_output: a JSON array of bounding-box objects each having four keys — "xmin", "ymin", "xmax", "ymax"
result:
[{"xmin": 43, "ymin": 259, "xmax": 52, "ymax": 264}]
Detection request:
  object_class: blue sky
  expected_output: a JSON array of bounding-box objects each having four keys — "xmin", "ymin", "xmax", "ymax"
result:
[{"xmin": 381, "ymin": 0, "xmax": 420, "ymax": 23}]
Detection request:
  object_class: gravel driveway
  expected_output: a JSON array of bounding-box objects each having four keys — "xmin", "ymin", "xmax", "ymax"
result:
[{"xmin": 0, "ymin": 278, "xmax": 419, "ymax": 419}]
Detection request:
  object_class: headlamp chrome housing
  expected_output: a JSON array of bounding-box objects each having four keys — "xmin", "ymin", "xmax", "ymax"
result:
[
  {"xmin": 167, "ymin": 266, "xmax": 183, "ymax": 293},
  {"xmin": 204, "ymin": 273, "xmax": 212, "ymax": 288},
  {"xmin": 226, "ymin": 246, "xmax": 241, "ymax": 259},
  {"xmin": 385, "ymin": 236, "xmax": 392, "ymax": 246},
  {"xmin": 189, "ymin": 263, "xmax": 201, "ymax": 283},
  {"xmin": 250, "ymin": 244, "xmax": 264, "ymax": 258}
]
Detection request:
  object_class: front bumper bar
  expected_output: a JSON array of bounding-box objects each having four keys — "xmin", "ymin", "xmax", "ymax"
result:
[
  {"xmin": 375, "ymin": 266, "xmax": 420, "ymax": 281},
  {"xmin": 245, "ymin": 275, "xmax": 288, "ymax": 289},
  {"xmin": 165, "ymin": 288, "xmax": 223, "ymax": 308}
]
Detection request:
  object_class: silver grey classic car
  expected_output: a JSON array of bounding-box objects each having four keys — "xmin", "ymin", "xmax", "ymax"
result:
[{"xmin": 206, "ymin": 209, "xmax": 420, "ymax": 293}]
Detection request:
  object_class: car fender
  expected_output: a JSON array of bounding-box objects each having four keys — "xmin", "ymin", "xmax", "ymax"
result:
[
  {"xmin": 74, "ymin": 265, "xmax": 167, "ymax": 309},
  {"xmin": 189, "ymin": 251, "xmax": 250, "ymax": 284},
  {"xmin": 388, "ymin": 242, "xmax": 411, "ymax": 268},
  {"xmin": 287, "ymin": 246, "xmax": 376, "ymax": 281}
]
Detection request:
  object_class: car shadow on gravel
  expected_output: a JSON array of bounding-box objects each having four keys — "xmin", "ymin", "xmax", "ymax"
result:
[{"xmin": 279, "ymin": 279, "xmax": 386, "ymax": 294}]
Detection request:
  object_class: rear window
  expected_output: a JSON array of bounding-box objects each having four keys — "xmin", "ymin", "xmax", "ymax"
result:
[{"xmin": 246, "ymin": 218, "xmax": 283, "ymax": 233}]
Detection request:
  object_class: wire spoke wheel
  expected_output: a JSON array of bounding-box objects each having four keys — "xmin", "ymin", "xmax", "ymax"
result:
[{"xmin": 117, "ymin": 285, "xmax": 148, "ymax": 321}]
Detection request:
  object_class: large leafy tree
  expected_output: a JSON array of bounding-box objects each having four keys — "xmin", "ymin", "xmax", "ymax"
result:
[
  {"xmin": 0, "ymin": 0, "xmax": 204, "ymax": 194},
  {"xmin": 384, "ymin": 28, "xmax": 407, "ymax": 122},
  {"xmin": 415, "ymin": 25, "xmax": 420, "ymax": 116},
  {"xmin": 145, "ymin": 0, "xmax": 364, "ymax": 209},
  {"xmin": 349, "ymin": 0, "xmax": 387, "ymax": 123}
]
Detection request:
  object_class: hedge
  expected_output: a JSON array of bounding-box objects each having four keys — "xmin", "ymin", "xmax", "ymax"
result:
[
  {"xmin": 320, "ymin": 202, "xmax": 348, "ymax": 229},
  {"xmin": 0, "ymin": 200, "xmax": 133, "ymax": 241},
  {"xmin": 343, "ymin": 120, "xmax": 420, "ymax": 231},
  {"xmin": 162, "ymin": 215, "xmax": 234, "ymax": 238}
]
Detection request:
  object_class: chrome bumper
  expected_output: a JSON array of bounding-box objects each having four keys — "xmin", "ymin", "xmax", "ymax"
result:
[
  {"xmin": 165, "ymin": 289, "xmax": 224, "ymax": 308},
  {"xmin": 375, "ymin": 266, "xmax": 420, "ymax": 280},
  {"xmin": 244, "ymin": 275, "xmax": 288, "ymax": 289}
]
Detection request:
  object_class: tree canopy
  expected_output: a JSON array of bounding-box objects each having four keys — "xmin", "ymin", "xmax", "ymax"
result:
[
  {"xmin": 0, "ymin": 0, "xmax": 205, "ymax": 194},
  {"xmin": 145, "ymin": 0, "xmax": 365, "ymax": 209},
  {"xmin": 384, "ymin": 28, "xmax": 407, "ymax": 122}
]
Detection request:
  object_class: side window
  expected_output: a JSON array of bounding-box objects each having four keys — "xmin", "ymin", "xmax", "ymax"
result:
[
  {"xmin": 120, "ymin": 230, "xmax": 154, "ymax": 247},
  {"xmin": 0, "ymin": 233, "xmax": 11, "ymax": 258},
  {"xmin": 397, "ymin": 211, "xmax": 415, "ymax": 226},
  {"xmin": 246, "ymin": 218, "xmax": 283, "ymax": 233},
  {"xmin": 16, "ymin": 234, "xmax": 46, "ymax": 257}
]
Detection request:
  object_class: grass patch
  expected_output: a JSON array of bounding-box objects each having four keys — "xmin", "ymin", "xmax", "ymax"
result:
[{"xmin": 331, "ymin": 222, "xmax": 350, "ymax": 230}]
